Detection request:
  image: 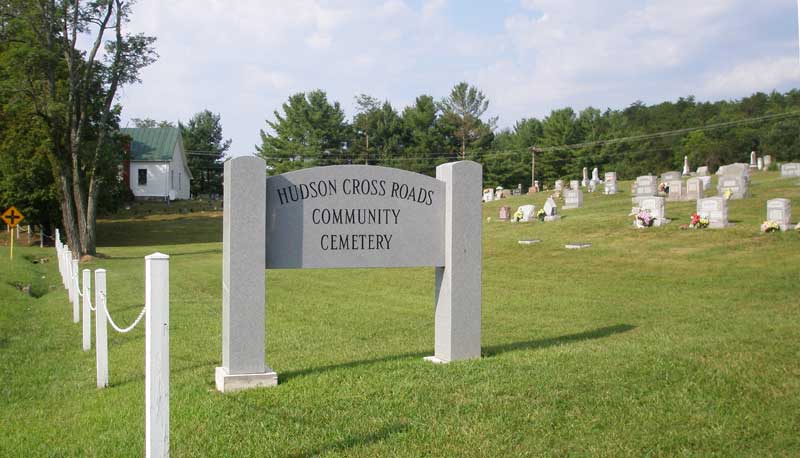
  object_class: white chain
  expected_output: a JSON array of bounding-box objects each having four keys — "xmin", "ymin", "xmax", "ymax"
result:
[
  {"xmin": 100, "ymin": 291, "xmax": 146, "ymax": 333},
  {"xmin": 70, "ymin": 269, "xmax": 97, "ymax": 311}
]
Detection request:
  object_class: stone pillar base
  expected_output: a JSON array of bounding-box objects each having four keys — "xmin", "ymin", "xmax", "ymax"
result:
[
  {"xmin": 215, "ymin": 366, "xmax": 278, "ymax": 393},
  {"xmin": 423, "ymin": 356, "xmax": 449, "ymax": 364}
]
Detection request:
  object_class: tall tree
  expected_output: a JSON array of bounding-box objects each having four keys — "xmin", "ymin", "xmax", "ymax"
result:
[
  {"xmin": 256, "ymin": 90, "xmax": 349, "ymax": 174},
  {"xmin": 0, "ymin": 0, "xmax": 156, "ymax": 256},
  {"xmin": 179, "ymin": 110, "xmax": 230, "ymax": 196},
  {"xmin": 439, "ymin": 82, "xmax": 496, "ymax": 159}
]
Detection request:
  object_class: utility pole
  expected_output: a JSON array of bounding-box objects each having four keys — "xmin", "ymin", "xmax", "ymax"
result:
[
  {"xmin": 365, "ymin": 132, "xmax": 369, "ymax": 165},
  {"xmin": 529, "ymin": 146, "xmax": 542, "ymax": 192}
]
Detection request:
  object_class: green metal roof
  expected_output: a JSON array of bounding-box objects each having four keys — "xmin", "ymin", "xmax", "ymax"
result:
[{"xmin": 121, "ymin": 127, "xmax": 179, "ymax": 161}]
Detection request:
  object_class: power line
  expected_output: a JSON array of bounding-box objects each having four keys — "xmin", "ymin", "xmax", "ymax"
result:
[{"xmin": 533, "ymin": 110, "xmax": 800, "ymax": 153}]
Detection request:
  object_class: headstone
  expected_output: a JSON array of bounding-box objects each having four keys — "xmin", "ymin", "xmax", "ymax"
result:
[
  {"xmin": 603, "ymin": 172, "xmax": 617, "ymax": 194},
  {"xmin": 570, "ymin": 180, "xmax": 580, "ymax": 190},
  {"xmin": 554, "ymin": 180, "xmax": 564, "ymax": 192},
  {"xmin": 633, "ymin": 196, "xmax": 667, "ymax": 227},
  {"xmin": 698, "ymin": 176, "xmax": 712, "ymax": 191},
  {"xmin": 763, "ymin": 155, "xmax": 773, "ymax": 170},
  {"xmin": 717, "ymin": 175, "xmax": 748, "ymax": 199},
  {"xmin": 682, "ymin": 156, "xmax": 690, "ymax": 176},
  {"xmin": 499, "ymin": 206, "xmax": 511, "ymax": 221},
  {"xmin": 766, "ymin": 198, "xmax": 791, "ymax": 231},
  {"xmin": 581, "ymin": 167, "xmax": 588, "ymax": 188},
  {"xmin": 528, "ymin": 180, "xmax": 540, "ymax": 194},
  {"xmin": 665, "ymin": 179, "xmax": 686, "ymax": 201},
  {"xmin": 686, "ymin": 177, "xmax": 704, "ymax": 200},
  {"xmin": 750, "ymin": 151, "xmax": 757, "ymax": 169},
  {"xmin": 501, "ymin": 189, "xmax": 512, "ymax": 199},
  {"xmin": 482, "ymin": 188, "xmax": 494, "ymax": 202},
  {"xmin": 633, "ymin": 175, "xmax": 658, "ymax": 200},
  {"xmin": 780, "ymin": 163, "xmax": 800, "ymax": 177},
  {"xmin": 495, "ymin": 186, "xmax": 504, "ymax": 198},
  {"xmin": 511, "ymin": 188, "xmax": 521, "ymax": 197},
  {"xmin": 717, "ymin": 163, "xmax": 750, "ymax": 182},
  {"xmin": 517, "ymin": 205, "xmax": 536, "ymax": 222},
  {"xmin": 757, "ymin": 157, "xmax": 764, "ymax": 171},
  {"xmin": 543, "ymin": 197, "xmax": 560, "ymax": 221},
  {"xmin": 696, "ymin": 166, "xmax": 709, "ymax": 176},
  {"xmin": 563, "ymin": 188, "xmax": 583, "ymax": 209},
  {"xmin": 697, "ymin": 197, "xmax": 728, "ymax": 228},
  {"xmin": 661, "ymin": 171, "xmax": 681, "ymax": 182}
]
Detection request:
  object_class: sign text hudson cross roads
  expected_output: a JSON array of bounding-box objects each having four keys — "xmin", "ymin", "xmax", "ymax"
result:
[
  {"xmin": 215, "ymin": 157, "xmax": 483, "ymax": 392},
  {"xmin": 1, "ymin": 206, "xmax": 24, "ymax": 228}
]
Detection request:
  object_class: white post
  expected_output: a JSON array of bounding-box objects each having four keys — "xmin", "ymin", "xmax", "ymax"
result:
[
  {"xmin": 426, "ymin": 161, "xmax": 483, "ymax": 363},
  {"xmin": 95, "ymin": 269, "xmax": 109, "ymax": 388},
  {"xmin": 71, "ymin": 258, "xmax": 79, "ymax": 323},
  {"xmin": 145, "ymin": 253, "xmax": 169, "ymax": 458},
  {"xmin": 82, "ymin": 269, "xmax": 91, "ymax": 351}
]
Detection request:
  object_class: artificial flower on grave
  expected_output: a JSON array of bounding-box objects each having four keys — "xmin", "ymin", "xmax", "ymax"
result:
[
  {"xmin": 723, "ymin": 188, "xmax": 733, "ymax": 200},
  {"xmin": 689, "ymin": 212, "xmax": 709, "ymax": 229},
  {"xmin": 761, "ymin": 220, "xmax": 780, "ymax": 233},
  {"xmin": 537, "ymin": 208, "xmax": 546, "ymax": 221},
  {"xmin": 512, "ymin": 209, "xmax": 524, "ymax": 222},
  {"xmin": 796, "ymin": 222, "xmax": 800, "ymax": 231},
  {"xmin": 631, "ymin": 207, "xmax": 655, "ymax": 228}
]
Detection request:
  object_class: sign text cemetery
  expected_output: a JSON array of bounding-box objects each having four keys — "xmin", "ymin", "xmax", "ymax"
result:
[{"xmin": 216, "ymin": 157, "xmax": 483, "ymax": 392}]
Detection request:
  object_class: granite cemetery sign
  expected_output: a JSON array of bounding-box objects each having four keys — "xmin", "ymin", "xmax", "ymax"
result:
[{"xmin": 216, "ymin": 157, "xmax": 482, "ymax": 392}]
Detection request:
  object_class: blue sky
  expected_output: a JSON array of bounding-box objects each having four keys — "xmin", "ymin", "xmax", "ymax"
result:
[{"xmin": 115, "ymin": 0, "xmax": 800, "ymax": 156}]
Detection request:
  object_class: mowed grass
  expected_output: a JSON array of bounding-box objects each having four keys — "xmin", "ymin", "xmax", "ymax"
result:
[{"xmin": 2, "ymin": 171, "xmax": 799, "ymax": 457}]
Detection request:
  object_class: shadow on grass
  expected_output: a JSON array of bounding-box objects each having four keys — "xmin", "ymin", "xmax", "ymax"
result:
[
  {"xmin": 279, "ymin": 324, "xmax": 635, "ymax": 383},
  {"xmin": 107, "ymin": 248, "xmax": 222, "ymax": 260},
  {"xmin": 109, "ymin": 358, "xmax": 217, "ymax": 388},
  {"xmin": 96, "ymin": 216, "xmax": 222, "ymax": 247},
  {"xmin": 288, "ymin": 423, "xmax": 409, "ymax": 458}
]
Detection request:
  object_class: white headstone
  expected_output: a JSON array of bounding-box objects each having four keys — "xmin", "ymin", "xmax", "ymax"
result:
[
  {"xmin": 757, "ymin": 157, "xmax": 764, "ymax": 171},
  {"xmin": 686, "ymin": 177, "xmax": 704, "ymax": 200},
  {"xmin": 766, "ymin": 198, "xmax": 791, "ymax": 231},
  {"xmin": 661, "ymin": 171, "xmax": 681, "ymax": 182},
  {"xmin": 697, "ymin": 197, "xmax": 728, "ymax": 228},
  {"xmin": 482, "ymin": 188, "xmax": 494, "ymax": 202},
  {"xmin": 780, "ymin": 163, "xmax": 800, "ymax": 177},
  {"xmin": 696, "ymin": 166, "xmax": 709, "ymax": 177},
  {"xmin": 554, "ymin": 180, "xmax": 564, "ymax": 192},
  {"xmin": 570, "ymin": 180, "xmax": 580, "ymax": 190},
  {"xmin": 763, "ymin": 155, "xmax": 773, "ymax": 169},
  {"xmin": 543, "ymin": 197, "xmax": 560, "ymax": 221},
  {"xmin": 581, "ymin": 167, "xmax": 588, "ymax": 188},
  {"xmin": 665, "ymin": 179, "xmax": 686, "ymax": 201},
  {"xmin": 603, "ymin": 172, "xmax": 617, "ymax": 194},
  {"xmin": 750, "ymin": 151, "xmax": 757, "ymax": 168},
  {"xmin": 563, "ymin": 188, "xmax": 583, "ymax": 209},
  {"xmin": 633, "ymin": 175, "xmax": 658, "ymax": 199},
  {"xmin": 682, "ymin": 156, "xmax": 690, "ymax": 176},
  {"xmin": 517, "ymin": 205, "xmax": 536, "ymax": 222},
  {"xmin": 717, "ymin": 175, "xmax": 748, "ymax": 199},
  {"xmin": 634, "ymin": 196, "xmax": 667, "ymax": 227},
  {"xmin": 698, "ymin": 176, "xmax": 712, "ymax": 191}
]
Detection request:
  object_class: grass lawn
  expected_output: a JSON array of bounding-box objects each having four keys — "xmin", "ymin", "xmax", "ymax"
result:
[{"xmin": 1, "ymin": 171, "xmax": 799, "ymax": 457}]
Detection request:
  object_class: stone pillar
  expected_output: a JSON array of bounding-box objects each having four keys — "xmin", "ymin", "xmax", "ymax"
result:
[
  {"xmin": 426, "ymin": 161, "xmax": 482, "ymax": 363},
  {"xmin": 216, "ymin": 156, "xmax": 277, "ymax": 392}
]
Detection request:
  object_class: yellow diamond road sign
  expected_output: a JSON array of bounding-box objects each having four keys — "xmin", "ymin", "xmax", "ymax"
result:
[{"xmin": 1, "ymin": 206, "xmax": 24, "ymax": 227}]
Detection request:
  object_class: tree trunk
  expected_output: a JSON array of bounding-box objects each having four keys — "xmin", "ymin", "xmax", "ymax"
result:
[
  {"xmin": 70, "ymin": 145, "xmax": 88, "ymax": 254},
  {"xmin": 85, "ymin": 173, "xmax": 100, "ymax": 256},
  {"xmin": 58, "ymin": 169, "xmax": 81, "ymax": 256}
]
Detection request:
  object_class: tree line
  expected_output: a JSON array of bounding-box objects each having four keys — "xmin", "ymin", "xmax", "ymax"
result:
[{"xmin": 259, "ymin": 87, "xmax": 800, "ymax": 188}]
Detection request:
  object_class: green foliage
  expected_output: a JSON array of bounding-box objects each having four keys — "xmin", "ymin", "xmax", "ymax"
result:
[
  {"xmin": 256, "ymin": 90, "xmax": 349, "ymax": 174},
  {"xmin": 439, "ymin": 82, "xmax": 496, "ymax": 159},
  {"xmin": 179, "ymin": 110, "xmax": 230, "ymax": 196}
]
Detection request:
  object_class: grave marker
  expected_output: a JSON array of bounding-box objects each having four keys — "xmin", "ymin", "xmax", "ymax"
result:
[
  {"xmin": 767, "ymin": 199, "xmax": 791, "ymax": 231},
  {"xmin": 697, "ymin": 197, "xmax": 728, "ymax": 228}
]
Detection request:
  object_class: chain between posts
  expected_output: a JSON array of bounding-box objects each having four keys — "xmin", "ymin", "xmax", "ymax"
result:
[{"xmin": 99, "ymin": 291, "xmax": 146, "ymax": 333}]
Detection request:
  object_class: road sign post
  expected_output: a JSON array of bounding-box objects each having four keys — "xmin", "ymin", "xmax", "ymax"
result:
[{"xmin": 2, "ymin": 207, "xmax": 25, "ymax": 260}]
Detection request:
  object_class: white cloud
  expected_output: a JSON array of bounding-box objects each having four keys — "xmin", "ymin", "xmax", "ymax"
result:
[
  {"xmin": 112, "ymin": 0, "xmax": 799, "ymax": 153},
  {"xmin": 703, "ymin": 57, "xmax": 800, "ymax": 96}
]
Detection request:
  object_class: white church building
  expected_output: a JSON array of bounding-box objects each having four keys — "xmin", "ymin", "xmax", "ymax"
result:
[{"xmin": 121, "ymin": 127, "xmax": 192, "ymax": 200}]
